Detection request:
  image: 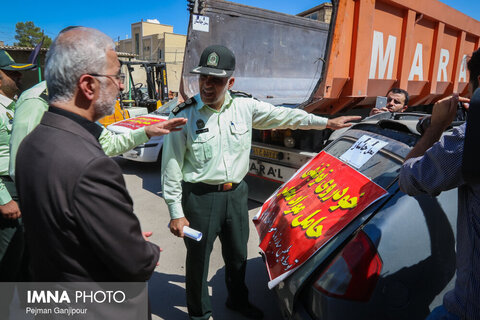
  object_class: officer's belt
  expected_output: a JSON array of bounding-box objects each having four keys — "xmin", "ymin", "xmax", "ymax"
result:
[{"xmin": 184, "ymin": 181, "xmax": 240, "ymax": 192}]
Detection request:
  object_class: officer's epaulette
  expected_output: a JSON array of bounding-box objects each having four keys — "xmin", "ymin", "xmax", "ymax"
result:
[
  {"xmin": 172, "ymin": 97, "xmax": 196, "ymax": 115},
  {"xmin": 230, "ymin": 90, "xmax": 253, "ymax": 98}
]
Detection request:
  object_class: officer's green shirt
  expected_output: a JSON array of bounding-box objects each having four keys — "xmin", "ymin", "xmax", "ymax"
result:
[
  {"xmin": 162, "ymin": 91, "xmax": 329, "ymax": 219},
  {"xmin": 8, "ymin": 81, "xmax": 150, "ymax": 181},
  {"xmin": 0, "ymin": 93, "xmax": 15, "ymax": 205}
]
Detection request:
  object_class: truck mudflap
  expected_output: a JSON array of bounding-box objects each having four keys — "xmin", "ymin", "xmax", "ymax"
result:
[
  {"xmin": 247, "ymin": 143, "xmax": 317, "ymax": 202},
  {"xmin": 248, "ymin": 143, "xmax": 317, "ymax": 183},
  {"xmin": 248, "ymin": 160, "xmax": 296, "ymax": 184}
]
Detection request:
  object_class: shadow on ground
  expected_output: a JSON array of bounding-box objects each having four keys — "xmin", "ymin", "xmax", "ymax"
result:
[
  {"xmin": 210, "ymin": 257, "xmax": 283, "ymax": 320},
  {"xmin": 149, "ymin": 257, "xmax": 282, "ymax": 320},
  {"xmin": 114, "ymin": 157, "xmax": 163, "ymax": 196},
  {"xmin": 148, "ymin": 272, "xmax": 188, "ymax": 319}
]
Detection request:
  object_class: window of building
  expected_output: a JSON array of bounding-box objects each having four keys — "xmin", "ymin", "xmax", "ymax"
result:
[
  {"xmin": 135, "ymin": 33, "xmax": 140, "ymax": 54},
  {"xmin": 158, "ymin": 50, "xmax": 162, "ymax": 60},
  {"xmin": 305, "ymin": 12, "xmax": 319, "ymax": 20}
]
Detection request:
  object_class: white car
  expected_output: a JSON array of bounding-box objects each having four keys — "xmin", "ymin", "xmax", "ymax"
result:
[{"xmin": 107, "ymin": 98, "xmax": 178, "ymax": 163}]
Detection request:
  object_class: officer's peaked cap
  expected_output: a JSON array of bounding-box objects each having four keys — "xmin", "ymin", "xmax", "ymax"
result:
[
  {"xmin": 0, "ymin": 50, "xmax": 35, "ymax": 71},
  {"xmin": 191, "ymin": 45, "xmax": 235, "ymax": 78}
]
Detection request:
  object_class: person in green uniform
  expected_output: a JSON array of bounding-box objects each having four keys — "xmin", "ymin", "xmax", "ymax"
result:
[
  {"xmin": 161, "ymin": 45, "xmax": 361, "ymax": 320},
  {"xmin": 4, "ymin": 79, "xmax": 185, "ymax": 314},
  {"xmin": 0, "ymin": 49, "xmax": 35, "ymax": 318},
  {"xmin": 9, "ymin": 80, "xmax": 187, "ymax": 180}
]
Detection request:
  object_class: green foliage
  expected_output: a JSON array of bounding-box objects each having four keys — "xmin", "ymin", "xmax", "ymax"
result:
[{"xmin": 14, "ymin": 21, "xmax": 52, "ymax": 48}]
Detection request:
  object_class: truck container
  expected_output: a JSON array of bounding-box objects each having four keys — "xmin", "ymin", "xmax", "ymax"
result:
[{"xmin": 181, "ymin": 0, "xmax": 480, "ymax": 201}]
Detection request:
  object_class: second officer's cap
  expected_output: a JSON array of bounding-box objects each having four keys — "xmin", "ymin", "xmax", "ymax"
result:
[{"xmin": 0, "ymin": 50, "xmax": 35, "ymax": 71}]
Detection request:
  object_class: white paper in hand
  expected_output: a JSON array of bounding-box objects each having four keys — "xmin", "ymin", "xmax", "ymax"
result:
[{"xmin": 183, "ymin": 226, "xmax": 203, "ymax": 241}]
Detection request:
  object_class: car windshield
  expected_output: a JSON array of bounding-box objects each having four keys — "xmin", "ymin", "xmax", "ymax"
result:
[{"xmin": 151, "ymin": 97, "xmax": 179, "ymax": 116}]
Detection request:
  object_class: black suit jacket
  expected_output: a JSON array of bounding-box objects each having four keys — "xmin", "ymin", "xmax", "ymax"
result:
[{"xmin": 16, "ymin": 111, "xmax": 159, "ymax": 282}]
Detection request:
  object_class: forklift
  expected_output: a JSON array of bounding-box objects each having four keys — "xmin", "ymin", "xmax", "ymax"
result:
[{"xmin": 122, "ymin": 61, "xmax": 169, "ymax": 113}]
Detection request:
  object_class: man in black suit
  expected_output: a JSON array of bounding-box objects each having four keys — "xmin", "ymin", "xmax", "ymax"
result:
[{"xmin": 15, "ymin": 27, "xmax": 160, "ymax": 282}]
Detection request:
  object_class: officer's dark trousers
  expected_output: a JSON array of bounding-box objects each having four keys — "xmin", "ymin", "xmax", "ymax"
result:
[
  {"xmin": 0, "ymin": 181, "xmax": 29, "ymax": 319},
  {"xmin": 182, "ymin": 180, "xmax": 249, "ymax": 320},
  {"xmin": 0, "ymin": 217, "xmax": 25, "ymax": 319}
]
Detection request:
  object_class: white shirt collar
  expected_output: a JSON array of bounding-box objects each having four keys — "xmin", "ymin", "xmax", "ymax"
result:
[{"xmin": 0, "ymin": 93, "xmax": 13, "ymax": 108}]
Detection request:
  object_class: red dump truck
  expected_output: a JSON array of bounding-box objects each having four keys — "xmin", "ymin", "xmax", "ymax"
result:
[{"xmin": 181, "ymin": 0, "xmax": 480, "ymax": 201}]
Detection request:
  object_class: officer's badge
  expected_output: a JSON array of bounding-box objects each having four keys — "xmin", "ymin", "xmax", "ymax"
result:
[
  {"xmin": 6, "ymin": 111, "xmax": 13, "ymax": 124},
  {"xmin": 196, "ymin": 119, "xmax": 205, "ymax": 129},
  {"xmin": 207, "ymin": 52, "xmax": 219, "ymax": 67},
  {"xmin": 195, "ymin": 118, "xmax": 208, "ymax": 134}
]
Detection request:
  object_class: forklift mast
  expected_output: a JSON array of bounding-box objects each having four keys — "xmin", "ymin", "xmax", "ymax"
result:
[{"xmin": 121, "ymin": 61, "xmax": 169, "ymax": 112}]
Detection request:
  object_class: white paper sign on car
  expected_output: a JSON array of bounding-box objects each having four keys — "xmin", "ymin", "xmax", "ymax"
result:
[
  {"xmin": 192, "ymin": 15, "xmax": 210, "ymax": 32},
  {"xmin": 340, "ymin": 135, "xmax": 388, "ymax": 168}
]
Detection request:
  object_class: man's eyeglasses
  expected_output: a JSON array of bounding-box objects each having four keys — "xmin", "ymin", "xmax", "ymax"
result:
[{"xmin": 88, "ymin": 73, "xmax": 126, "ymax": 84}]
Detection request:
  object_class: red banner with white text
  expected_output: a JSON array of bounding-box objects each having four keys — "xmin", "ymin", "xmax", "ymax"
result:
[{"xmin": 253, "ymin": 151, "xmax": 387, "ymax": 287}]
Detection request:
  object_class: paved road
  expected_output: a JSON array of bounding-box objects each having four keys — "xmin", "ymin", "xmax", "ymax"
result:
[{"xmin": 116, "ymin": 158, "xmax": 283, "ymax": 320}]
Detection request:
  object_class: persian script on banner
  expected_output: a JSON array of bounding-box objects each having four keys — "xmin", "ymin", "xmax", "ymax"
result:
[{"xmin": 253, "ymin": 151, "xmax": 388, "ymax": 288}]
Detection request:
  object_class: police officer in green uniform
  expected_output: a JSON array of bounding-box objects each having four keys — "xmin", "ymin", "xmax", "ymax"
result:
[
  {"xmin": 9, "ymin": 25, "xmax": 187, "ymax": 178},
  {"xmin": 0, "ymin": 49, "xmax": 35, "ymax": 318},
  {"xmin": 162, "ymin": 45, "xmax": 361, "ymax": 320},
  {"xmin": 9, "ymin": 80, "xmax": 187, "ymax": 181},
  {"xmin": 4, "ymin": 78, "xmax": 185, "ymax": 315}
]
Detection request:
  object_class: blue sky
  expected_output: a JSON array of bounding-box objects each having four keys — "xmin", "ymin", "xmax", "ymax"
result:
[{"xmin": 0, "ymin": 0, "xmax": 479, "ymax": 45}]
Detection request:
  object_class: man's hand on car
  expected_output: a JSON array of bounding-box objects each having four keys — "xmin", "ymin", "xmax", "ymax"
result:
[
  {"xmin": 0, "ymin": 200, "xmax": 21, "ymax": 220},
  {"xmin": 326, "ymin": 116, "xmax": 362, "ymax": 130},
  {"xmin": 430, "ymin": 94, "xmax": 470, "ymax": 132},
  {"xmin": 405, "ymin": 94, "xmax": 470, "ymax": 161},
  {"xmin": 170, "ymin": 217, "xmax": 190, "ymax": 238},
  {"xmin": 145, "ymin": 118, "xmax": 188, "ymax": 138}
]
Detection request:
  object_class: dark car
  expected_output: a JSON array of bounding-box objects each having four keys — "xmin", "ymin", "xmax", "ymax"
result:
[{"xmin": 258, "ymin": 115, "xmax": 458, "ymax": 320}]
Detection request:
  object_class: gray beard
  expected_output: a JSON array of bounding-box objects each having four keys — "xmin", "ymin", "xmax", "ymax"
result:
[{"xmin": 94, "ymin": 82, "xmax": 116, "ymax": 118}]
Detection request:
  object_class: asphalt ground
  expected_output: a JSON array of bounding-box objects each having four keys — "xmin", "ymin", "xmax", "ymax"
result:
[
  {"xmin": 6, "ymin": 157, "xmax": 283, "ymax": 320},
  {"xmin": 115, "ymin": 157, "xmax": 283, "ymax": 320}
]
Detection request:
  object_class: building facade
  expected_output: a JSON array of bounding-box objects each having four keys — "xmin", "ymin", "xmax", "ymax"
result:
[
  {"xmin": 297, "ymin": 3, "xmax": 333, "ymax": 23},
  {"xmin": 116, "ymin": 20, "xmax": 186, "ymax": 94}
]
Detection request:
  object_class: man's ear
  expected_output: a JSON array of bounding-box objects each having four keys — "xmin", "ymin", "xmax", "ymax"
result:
[
  {"xmin": 402, "ymin": 105, "xmax": 408, "ymax": 112},
  {"xmin": 227, "ymin": 77, "xmax": 235, "ymax": 90},
  {"xmin": 78, "ymin": 74, "xmax": 98, "ymax": 101}
]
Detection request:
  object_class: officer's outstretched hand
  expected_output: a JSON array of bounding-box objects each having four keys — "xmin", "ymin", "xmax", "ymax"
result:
[
  {"xmin": 326, "ymin": 116, "xmax": 362, "ymax": 130},
  {"xmin": 170, "ymin": 217, "xmax": 190, "ymax": 238},
  {"xmin": 145, "ymin": 118, "xmax": 188, "ymax": 138}
]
